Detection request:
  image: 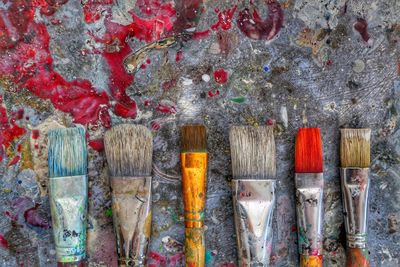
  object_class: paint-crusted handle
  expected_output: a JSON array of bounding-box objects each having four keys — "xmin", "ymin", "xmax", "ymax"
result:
[
  {"xmin": 300, "ymin": 255, "xmax": 323, "ymax": 267},
  {"xmin": 184, "ymin": 228, "xmax": 205, "ymax": 267},
  {"xmin": 346, "ymin": 248, "xmax": 370, "ymax": 267}
]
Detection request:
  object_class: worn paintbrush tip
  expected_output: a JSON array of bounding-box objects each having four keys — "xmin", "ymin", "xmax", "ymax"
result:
[
  {"xmin": 295, "ymin": 128, "xmax": 323, "ymax": 173},
  {"xmin": 340, "ymin": 128, "xmax": 371, "ymax": 168},
  {"xmin": 229, "ymin": 126, "xmax": 276, "ymax": 179},
  {"xmin": 48, "ymin": 127, "xmax": 87, "ymax": 178},
  {"xmin": 104, "ymin": 124, "xmax": 153, "ymax": 177},
  {"xmin": 181, "ymin": 124, "xmax": 207, "ymax": 152}
]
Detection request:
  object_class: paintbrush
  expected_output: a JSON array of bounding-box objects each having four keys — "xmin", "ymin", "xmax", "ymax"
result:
[
  {"xmin": 180, "ymin": 124, "xmax": 208, "ymax": 267},
  {"xmin": 340, "ymin": 129, "xmax": 371, "ymax": 267},
  {"xmin": 294, "ymin": 128, "xmax": 324, "ymax": 267},
  {"xmin": 104, "ymin": 124, "xmax": 153, "ymax": 266},
  {"xmin": 48, "ymin": 127, "xmax": 88, "ymax": 266},
  {"xmin": 229, "ymin": 126, "xmax": 276, "ymax": 266}
]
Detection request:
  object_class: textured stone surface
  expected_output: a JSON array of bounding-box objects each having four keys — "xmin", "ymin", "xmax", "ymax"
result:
[{"xmin": 0, "ymin": 0, "xmax": 399, "ymax": 266}]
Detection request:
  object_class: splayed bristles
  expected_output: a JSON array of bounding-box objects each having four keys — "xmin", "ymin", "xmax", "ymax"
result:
[
  {"xmin": 104, "ymin": 124, "xmax": 153, "ymax": 177},
  {"xmin": 48, "ymin": 127, "xmax": 87, "ymax": 178},
  {"xmin": 340, "ymin": 128, "xmax": 371, "ymax": 168},
  {"xmin": 230, "ymin": 126, "xmax": 276, "ymax": 179},
  {"xmin": 181, "ymin": 125, "xmax": 207, "ymax": 152},
  {"xmin": 295, "ymin": 128, "xmax": 323, "ymax": 173}
]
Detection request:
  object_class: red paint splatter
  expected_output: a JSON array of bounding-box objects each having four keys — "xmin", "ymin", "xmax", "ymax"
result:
[
  {"xmin": 88, "ymin": 139, "xmax": 104, "ymax": 152},
  {"xmin": 31, "ymin": 130, "xmax": 40, "ymax": 140},
  {"xmin": 162, "ymin": 79, "xmax": 177, "ymax": 90},
  {"xmin": 211, "ymin": 6, "xmax": 237, "ymax": 31},
  {"xmin": 213, "ymin": 69, "xmax": 229, "ymax": 84},
  {"xmin": 0, "ymin": 235, "xmax": 9, "ymax": 249},
  {"xmin": 9, "ymin": 155, "xmax": 20, "ymax": 166},
  {"xmin": 266, "ymin": 118, "xmax": 274, "ymax": 125},
  {"xmin": 12, "ymin": 109, "xmax": 24, "ymax": 121},
  {"xmin": 192, "ymin": 29, "xmax": 211, "ymax": 40},
  {"xmin": 148, "ymin": 251, "xmax": 167, "ymax": 264},
  {"xmin": 140, "ymin": 63, "xmax": 147, "ymax": 69},
  {"xmin": 24, "ymin": 204, "xmax": 50, "ymax": 229},
  {"xmin": 82, "ymin": 0, "xmax": 113, "ymax": 24},
  {"xmin": 208, "ymin": 89, "xmax": 220, "ymax": 97},
  {"xmin": 156, "ymin": 102, "xmax": 177, "ymax": 114},
  {"xmin": 237, "ymin": 0, "xmax": 284, "ymax": 40},
  {"xmin": 146, "ymin": 58, "xmax": 151, "ymax": 64},
  {"xmin": 354, "ymin": 18, "xmax": 369, "ymax": 42},
  {"xmin": 150, "ymin": 120, "xmax": 161, "ymax": 131},
  {"xmin": 326, "ymin": 59, "xmax": 333, "ymax": 66},
  {"xmin": 144, "ymin": 100, "xmax": 151, "ymax": 107},
  {"xmin": 176, "ymin": 51, "xmax": 183, "ymax": 62},
  {"xmin": 291, "ymin": 224, "xmax": 297, "ymax": 232}
]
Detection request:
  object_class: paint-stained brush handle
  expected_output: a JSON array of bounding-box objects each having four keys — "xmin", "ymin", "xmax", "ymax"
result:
[
  {"xmin": 181, "ymin": 152, "xmax": 208, "ymax": 267},
  {"xmin": 300, "ymin": 255, "xmax": 323, "ymax": 267},
  {"xmin": 346, "ymin": 248, "xmax": 370, "ymax": 267}
]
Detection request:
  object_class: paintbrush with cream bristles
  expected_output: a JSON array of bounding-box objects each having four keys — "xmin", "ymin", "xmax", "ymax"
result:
[
  {"xmin": 104, "ymin": 124, "xmax": 153, "ymax": 266},
  {"xmin": 294, "ymin": 128, "xmax": 324, "ymax": 267},
  {"xmin": 340, "ymin": 128, "xmax": 371, "ymax": 267},
  {"xmin": 180, "ymin": 124, "xmax": 208, "ymax": 267},
  {"xmin": 229, "ymin": 125, "xmax": 276, "ymax": 266},
  {"xmin": 48, "ymin": 127, "xmax": 88, "ymax": 267}
]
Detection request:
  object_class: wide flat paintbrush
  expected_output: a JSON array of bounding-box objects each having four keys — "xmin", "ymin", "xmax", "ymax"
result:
[
  {"xmin": 180, "ymin": 125, "xmax": 208, "ymax": 267},
  {"xmin": 104, "ymin": 124, "xmax": 153, "ymax": 266},
  {"xmin": 295, "ymin": 128, "xmax": 324, "ymax": 267},
  {"xmin": 229, "ymin": 126, "xmax": 276, "ymax": 266},
  {"xmin": 340, "ymin": 129, "xmax": 371, "ymax": 267},
  {"xmin": 48, "ymin": 127, "xmax": 88, "ymax": 267}
]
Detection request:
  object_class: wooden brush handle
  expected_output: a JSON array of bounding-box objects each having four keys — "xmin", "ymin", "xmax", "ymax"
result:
[
  {"xmin": 300, "ymin": 255, "xmax": 323, "ymax": 267},
  {"xmin": 184, "ymin": 228, "xmax": 205, "ymax": 267},
  {"xmin": 346, "ymin": 248, "xmax": 370, "ymax": 267}
]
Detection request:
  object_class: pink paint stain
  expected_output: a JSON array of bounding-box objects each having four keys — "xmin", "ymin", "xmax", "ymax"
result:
[
  {"xmin": 0, "ymin": 234, "xmax": 9, "ymax": 249},
  {"xmin": 24, "ymin": 204, "xmax": 50, "ymax": 229},
  {"xmin": 88, "ymin": 139, "xmax": 104, "ymax": 152},
  {"xmin": 148, "ymin": 251, "xmax": 184, "ymax": 267},
  {"xmin": 237, "ymin": 0, "xmax": 284, "ymax": 40},
  {"xmin": 211, "ymin": 6, "xmax": 237, "ymax": 31},
  {"xmin": 213, "ymin": 69, "xmax": 229, "ymax": 84},
  {"xmin": 354, "ymin": 18, "xmax": 369, "ymax": 42},
  {"xmin": 175, "ymin": 51, "xmax": 183, "ymax": 62},
  {"xmin": 150, "ymin": 120, "xmax": 161, "ymax": 130}
]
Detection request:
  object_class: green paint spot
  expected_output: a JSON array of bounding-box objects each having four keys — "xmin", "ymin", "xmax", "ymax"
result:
[
  {"xmin": 230, "ymin": 96, "xmax": 246, "ymax": 104},
  {"xmin": 205, "ymin": 250, "xmax": 213, "ymax": 264},
  {"xmin": 167, "ymin": 207, "xmax": 179, "ymax": 223},
  {"xmin": 105, "ymin": 208, "xmax": 113, "ymax": 218}
]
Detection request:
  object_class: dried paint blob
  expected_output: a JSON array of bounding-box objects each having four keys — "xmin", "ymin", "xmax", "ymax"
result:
[
  {"xmin": 352, "ymin": 59, "xmax": 365, "ymax": 73},
  {"xmin": 211, "ymin": 6, "xmax": 237, "ymax": 31},
  {"xmin": 202, "ymin": 74, "xmax": 211, "ymax": 82},
  {"xmin": 214, "ymin": 69, "xmax": 229, "ymax": 84},
  {"xmin": 237, "ymin": 0, "xmax": 284, "ymax": 41}
]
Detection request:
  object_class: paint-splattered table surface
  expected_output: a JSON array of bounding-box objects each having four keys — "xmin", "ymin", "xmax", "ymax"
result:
[{"xmin": 0, "ymin": 0, "xmax": 399, "ymax": 266}]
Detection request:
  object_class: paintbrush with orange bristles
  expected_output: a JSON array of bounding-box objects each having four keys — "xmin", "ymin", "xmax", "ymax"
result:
[
  {"xmin": 294, "ymin": 128, "xmax": 324, "ymax": 267},
  {"xmin": 340, "ymin": 128, "xmax": 371, "ymax": 267},
  {"xmin": 180, "ymin": 125, "xmax": 208, "ymax": 267}
]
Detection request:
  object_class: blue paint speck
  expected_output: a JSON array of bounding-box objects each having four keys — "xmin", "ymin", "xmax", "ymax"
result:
[
  {"xmin": 205, "ymin": 250, "xmax": 213, "ymax": 264},
  {"xmin": 17, "ymin": 180, "xmax": 22, "ymax": 184},
  {"xmin": 263, "ymin": 65, "xmax": 270, "ymax": 72}
]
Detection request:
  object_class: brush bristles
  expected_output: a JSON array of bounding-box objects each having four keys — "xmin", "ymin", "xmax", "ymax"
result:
[
  {"xmin": 104, "ymin": 124, "xmax": 153, "ymax": 177},
  {"xmin": 229, "ymin": 126, "xmax": 276, "ymax": 179},
  {"xmin": 48, "ymin": 127, "xmax": 87, "ymax": 178},
  {"xmin": 295, "ymin": 128, "xmax": 323, "ymax": 173},
  {"xmin": 340, "ymin": 128, "xmax": 371, "ymax": 168},
  {"xmin": 181, "ymin": 125, "xmax": 207, "ymax": 152}
]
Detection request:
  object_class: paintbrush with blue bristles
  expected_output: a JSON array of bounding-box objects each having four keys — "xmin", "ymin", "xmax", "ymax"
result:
[{"xmin": 48, "ymin": 127, "xmax": 88, "ymax": 266}]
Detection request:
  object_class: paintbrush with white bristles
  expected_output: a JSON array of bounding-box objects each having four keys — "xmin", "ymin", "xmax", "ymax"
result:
[
  {"xmin": 48, "ymin": 127, "xmax": 88, "ymax": 266},
  {"xmin": 340, "ymin": 128, "xmax": 371, "ymax": 267},
  {"xmin": 104, "ymin": 124, "xmax": 153, "ymax": 267},
  {"xmin": 229, "ymin": 126, "xmax": 276, "ymax": 266}
]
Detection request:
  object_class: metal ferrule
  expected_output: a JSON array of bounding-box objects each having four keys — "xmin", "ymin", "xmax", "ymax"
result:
[
  {"xmin": 232, "ymin": 179, "xmax": 276, "ymax": 267},
  {"xmin": 49, "ymin": 175, "xmax": 88, "ymax": 263},
  {"xmin": 340, "ymin": 168, "xmax": 370, "ymax": 248},
  {"xmin": 295, "ymin": 173, "xmax": 324, "ymax": 256},
  {"xmin": 110, "ymin": 176, "xmax": 152, "ymax": 267}
]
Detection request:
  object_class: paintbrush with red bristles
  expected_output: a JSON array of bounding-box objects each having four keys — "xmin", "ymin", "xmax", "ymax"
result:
[{"xmin": 294, "ymin": 128, "xmax": 324, "ymax": 267}]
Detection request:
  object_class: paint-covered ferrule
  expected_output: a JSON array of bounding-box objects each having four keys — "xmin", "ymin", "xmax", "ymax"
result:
[
  {"xmin": 110, "ymin": 176, "xmax": 152, "ymax": 267},
  {"xmin": 295, "ymin": 173, "xmax": 324, "ymax": 257},
  {"xmin": 300, "ymin": 255, "xmax": 323, "ymax": 267},
  {"xmin": 181, "ymin": 152, "xmax": 208, "ymax": 229},
  {"xmin": 340, "ymin": 168, "xmax": 370, "ymax": 249},
  {"xmin": 49, "ymin": 175, "xmax": 88, "ymax": 263},
  {"xmin": 184, "ymin": 228, "xmax": 205, "ymax": 267},
  {"xmin": 232, "ymin": 179, "xmax": 276, "ymax": 267}
]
